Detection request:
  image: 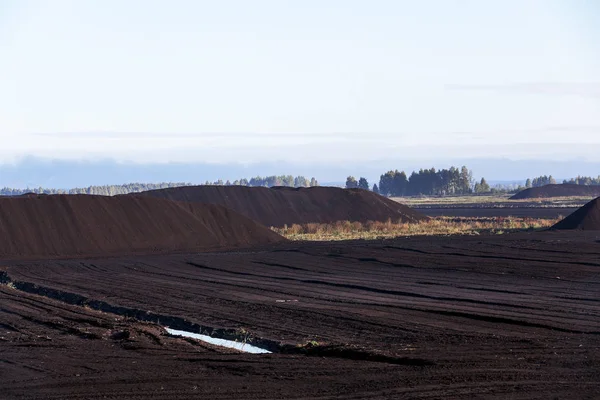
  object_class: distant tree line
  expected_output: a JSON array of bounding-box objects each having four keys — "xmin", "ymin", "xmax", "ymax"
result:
[
  {"xmin": 524, "ymin": 175, "xmax": 557, "ymax": 188},
  {"xmin": 0, "ymin": 182, "xmax": 192, "ymax": 197},
  {"xmin": 345, "ymin": 166, "xmax": 491, "ymax": 196},
  {"xmin": 562, "ymin": 176, "xmax": 600, "ymax": 186},
  {"xmin": 347, "ymin": 170, "xmax": 600, "ymax": 197},
  {"xmin": 0, "ymin": 175, "xmax": 319, "ymax": 197},
  {"xmin": 523, "ymin": 175, "xmax": 600, "ymax": 188},
  {"xmin": 204, "ymin": 175, "xmax": 318, "ymax": 188}
]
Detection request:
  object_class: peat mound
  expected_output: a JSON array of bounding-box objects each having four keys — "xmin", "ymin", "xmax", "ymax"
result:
[
  {"xmin": 510, "ymin": 184, "xmax": 600, "ymax": 200},
  {"xmin": 137, "ymin": 185, "xmax": 427, "ymax": 227},
  {"xmin": 0, "ymin": 194, "xmax": 284, "ymax": 259},
  {"xmin": 18, "ymin": 192, "xmax": 47, "ymax": 197},
  {"xmin": 552, "ymin": 197, "xmax": 600, "ymax": 230}
]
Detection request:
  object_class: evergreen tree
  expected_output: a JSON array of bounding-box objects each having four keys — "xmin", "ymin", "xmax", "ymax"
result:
[
  {"xmin": 459, "ymin": 166, "xmax": 473, "ymax": 194},
  {"xmin": 475, "ymin": 177, "xmax": 490, "ymax": 193},
  {"xmin": 378, "ymin": 171, "xmax": 395, "ymax": 196},
  {"xmin": 393, "ymin": 171, "xmax": 409, "ymax": 196},
  {"xmin": 358, "ymin": 177, "xmax": 369, "ymax": 190}
]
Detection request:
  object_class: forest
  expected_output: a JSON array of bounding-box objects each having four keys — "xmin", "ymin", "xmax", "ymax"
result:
[
  {"xmin": 345, "ymin": 170, "xmax": 600, "ymax": 196},
  {"xmin": 346, "ymin": 166, "xmax": 490, "ymax": 196}
]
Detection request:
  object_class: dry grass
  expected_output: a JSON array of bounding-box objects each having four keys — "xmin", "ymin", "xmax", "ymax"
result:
[{"xmin": 273, "ymin": 217, "xmax": 560, "ymax": 241}]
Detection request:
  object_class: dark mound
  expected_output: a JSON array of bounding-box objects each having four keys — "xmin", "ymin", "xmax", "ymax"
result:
[
  {"xmin": 0, "ymin": 194, "xmax": 284, "ymax": 259},
  {"xmin": 137, "ymin": 185, "xmax": 427, "ymax": 227},
  {"xmin": 552, "ymin": 197, "xmax": 600, "ymax": 230},
  {"xmin": 510, "ymin": 184, "xmax": 600, "ymax": 200},
  {"xmin": 18, "ymin": 192, "xmax": 47, "ymax": 197}
]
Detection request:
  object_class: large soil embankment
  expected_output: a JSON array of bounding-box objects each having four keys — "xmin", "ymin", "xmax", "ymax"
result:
[
  {"xmin": 552, "ymin": 197, "xmax": 600, "ymax": 230},
  {"xmin": 510, "ymin": 184, "xmax": 600, "ymax": 200},
  {"xmin": 138, "ymin": 185, "xmax": 427, "ymax": 227},
  {"xmin": 0, "ymin": 194, "xmax": 284, "ymax": 259}
]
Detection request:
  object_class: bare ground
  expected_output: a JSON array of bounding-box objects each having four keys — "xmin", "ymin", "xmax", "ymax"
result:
[
  {"xmin": 418, "ymin": 207, "xmax": 577, "ymax": 218},
  {"xmin": 2, "ymin": 231, "xmax": 599, "ymax": 399}
]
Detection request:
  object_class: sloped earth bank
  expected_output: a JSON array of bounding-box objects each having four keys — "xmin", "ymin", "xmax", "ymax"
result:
[
  {"xmin": 0, "ymin": 194, "xmax": 284, "ymax": 259},
  {"xmin": 137, "ymin": 185, "xmax": 427, "ymax": 227},
  {"xmin": 2, "ymin": 232, "xmax": 600, "ymax": 399},
  {"xmin": 553, "ymin": 197, "xmax": 600, "ymax": 230},
  {"xmin": 510, "ymin": 184, "xmax": 600, "ymax": 200}
]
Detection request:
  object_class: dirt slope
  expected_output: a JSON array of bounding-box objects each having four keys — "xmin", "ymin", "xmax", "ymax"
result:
[
  {"xmin": 552, "ymin": 197, "xmax": 600, "ymax": 230},
  {"xmin": 510, "ymin": 184, "xmax": 600, "ymax": 200},
  {"xmin": 0, "ymin": 194, "xmax": 284, "ymax": 259},
  {"xmin": 137, "ymin": 186, "xmax": 427, "ymax": 227}
]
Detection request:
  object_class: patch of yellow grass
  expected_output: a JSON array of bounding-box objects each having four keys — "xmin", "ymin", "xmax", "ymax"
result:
[{"xmin": 273, "ymin": 217, "xmax": 560, "ymax": 241}]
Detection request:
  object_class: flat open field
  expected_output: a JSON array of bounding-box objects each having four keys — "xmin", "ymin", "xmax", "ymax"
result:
[
  {"xmin": 419, "ymin": 207, "xmax": 577, "ymax": 218},
  {"xmin": 393, "ymin": 195, "xmax": 587, "ymax": 219},
  {"xmin": 2, "ymin": 231, "xmax": 599, "ymax": 399},
  {"xmin": 394, "ymin": 195, "xmax": 590, "ymax": 207}
]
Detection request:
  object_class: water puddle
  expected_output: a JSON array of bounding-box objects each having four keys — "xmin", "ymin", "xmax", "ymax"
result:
[{"xmin": 164, "ymin": 327, "xmax": 272, "ymax": 354}]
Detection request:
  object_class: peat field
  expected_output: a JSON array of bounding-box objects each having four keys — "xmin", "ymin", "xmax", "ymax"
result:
[{"xmin": 2, "ymin": 231, "xmax": 599, "ymax": 399}]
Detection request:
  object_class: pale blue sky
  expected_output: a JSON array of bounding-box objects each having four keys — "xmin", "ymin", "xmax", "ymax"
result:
[{"xmin": 1, "ymin": 0, "xmax": 599, "ymax": 165}]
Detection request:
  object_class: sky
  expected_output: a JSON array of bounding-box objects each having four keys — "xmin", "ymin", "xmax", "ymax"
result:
[{"xmin": 1, "ymin": 0, "xmax": 600, "ymax": 167}]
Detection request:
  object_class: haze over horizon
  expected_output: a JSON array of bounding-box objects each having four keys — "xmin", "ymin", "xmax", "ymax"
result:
[{"xmin": 2, "ymin": 0, "xmax": 599, "ymax": 186}]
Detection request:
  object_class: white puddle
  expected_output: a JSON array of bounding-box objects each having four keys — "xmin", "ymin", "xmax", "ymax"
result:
[{"xmin": 164, "ymin": 327, "xmax": 272, "ymax": 354}]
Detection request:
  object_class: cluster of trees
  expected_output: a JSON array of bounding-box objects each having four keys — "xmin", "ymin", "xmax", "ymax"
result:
[
  {"xmin": 345, "ymin": 176, "xmax": 370, "ymax": 190},
  {"xmin": 378, "ymin": 166, "xmax": 478, "ymax": 196},
  {"xmin": 0, "ymin": 182, "xmax": 192, "ymax": 197},
  {"xmin": 521, "ymin": 175, "xmax": 600, "ymax": 190},
  {"xmin": 562, "ymin": 176, "xmax": 600, "ymax": 186},
  {"xmin": 473, "ymin": 178, "xmax": 491, "ymax": 193},
  {"xmin": 525, "ymin": 175, "xmax": 557, "ymax": 188},
  {"xmin": 204, "ymin": 175, "xmax": 318, "ymax": 187},
  {"xmin": 345, "ymin": 166, "xmax": 491, "ymax": 196}
]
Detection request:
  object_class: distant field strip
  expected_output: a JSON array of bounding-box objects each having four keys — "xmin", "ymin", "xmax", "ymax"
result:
[{"xmin": 394, "ymin": 195, "xmax": 589, "ymax": 208}]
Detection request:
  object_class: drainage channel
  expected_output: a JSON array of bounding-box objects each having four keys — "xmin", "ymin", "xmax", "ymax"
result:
[
  {"xmin": 0, "ymin": 270, "xmax": 280, "ymax": 354},
  {"xmin": 165, "ymin": 327, "xmax": 272, "ymax": 354},
  {"xmin": 0, "ymin": 271, "xmax": 434, "ymax": 366}
]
